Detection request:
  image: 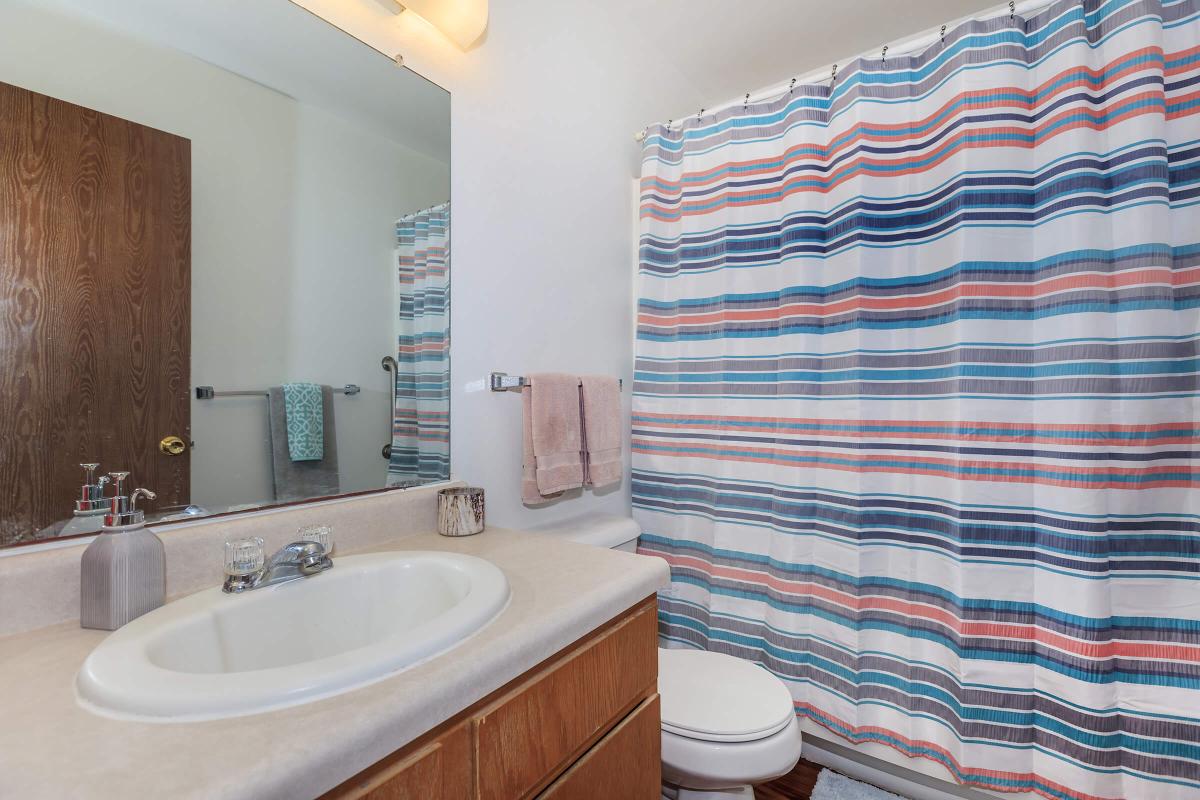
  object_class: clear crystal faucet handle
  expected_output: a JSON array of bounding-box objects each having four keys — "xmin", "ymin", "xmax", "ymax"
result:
[
  {"xmin": 224, "ymin": 537, "xmax": 265, "ymax": 577},
  {"xmin": 80, "ymin": 463, "xmax": 100, "ymax": 482},
  {"xmin": 299, "ymin": 524, "xmax": 333, "ymax": 555}
]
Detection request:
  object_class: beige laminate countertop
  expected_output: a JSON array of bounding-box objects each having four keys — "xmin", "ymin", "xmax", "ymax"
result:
[{"xmin": 0, "ymin": 528, "xmax": 670, "ymax": 800}]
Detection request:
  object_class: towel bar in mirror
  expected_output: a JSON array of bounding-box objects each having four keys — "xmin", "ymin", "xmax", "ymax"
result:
[{"xmin": 195, "ymin": 385, "xmax": 362, "ymax": 400}]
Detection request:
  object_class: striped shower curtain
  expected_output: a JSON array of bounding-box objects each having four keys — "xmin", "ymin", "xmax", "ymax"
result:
[
  {"xmin": 388, "ymin": 203, "xmax": 450, "ymax": 485},
  {"xmin": 633, "ymin": 2, "xmax": 1200, "ymax": 798}
]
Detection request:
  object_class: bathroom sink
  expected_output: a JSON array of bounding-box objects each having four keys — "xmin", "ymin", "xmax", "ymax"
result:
[{"xmin": 76, "ymin": 551, "xmax": 510, "ymax": 721}]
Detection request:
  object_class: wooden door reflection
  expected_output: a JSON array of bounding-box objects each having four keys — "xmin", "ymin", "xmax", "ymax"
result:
[{"xmin": 0, "ymin": 81, "xmax": 191, "ymax": 544}]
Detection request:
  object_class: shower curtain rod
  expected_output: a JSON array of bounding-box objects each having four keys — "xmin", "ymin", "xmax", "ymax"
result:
[
  {"xmin": 633, "ymin": 0, "xmax": 1056, "ymax": 142},
  {"xmin": 397, "ymin": 200, "xmax": 450, "ymax": 222}
]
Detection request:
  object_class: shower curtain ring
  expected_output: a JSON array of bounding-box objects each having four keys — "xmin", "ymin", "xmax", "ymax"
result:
[
  {"xmin": 940, "ymin": 25, "xmax": 947, "ymax": 45},
  {"xmin": 697, "ymin": 107, "xmax": 704, "ymax": 121},
  {"xmin": 830, "ymin": 64, "xmax": 837, "ymax": 85},
  {"xmin": 743, "ymin": 93, "xmax": 750, "ymax": 110},
  {"xmin": 788, "ymin": 77, "xmax": 797, "ymax": 94},
  {"xmin": 1009, "ymin": 1, "xmax": 1015, "ymax": 20},
  {"xmin": 881, "ymin": 45, "xmax": 888, "ymax": 63}
]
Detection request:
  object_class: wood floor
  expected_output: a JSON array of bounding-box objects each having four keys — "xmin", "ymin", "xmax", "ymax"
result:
[{"xmin": 756, "ymin": 757, "xmax": 826, "ymax": 799}]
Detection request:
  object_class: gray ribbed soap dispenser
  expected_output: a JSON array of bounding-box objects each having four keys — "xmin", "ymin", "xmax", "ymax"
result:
[{"xmin": 80, "ymin": 472, "xmax": 165, "ymax": 631}]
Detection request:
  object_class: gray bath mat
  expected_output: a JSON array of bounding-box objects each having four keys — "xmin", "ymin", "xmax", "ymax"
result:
[{"xmin": 811, "ymin": 768, "xmax": 909, "ymax": 800}]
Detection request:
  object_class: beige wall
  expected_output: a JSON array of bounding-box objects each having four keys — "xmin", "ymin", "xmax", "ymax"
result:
[{"xmin": 0, "ymin": 1, "xmax": 450, "ymax": 511}]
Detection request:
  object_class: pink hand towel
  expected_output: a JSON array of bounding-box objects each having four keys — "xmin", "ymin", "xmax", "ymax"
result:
[
  {"xmin": 526, "ymin": 373, "xmax": 585, "ymax": 497},
  {"xmin": 521, "ymin": 387, "xmax": 557, "ymax": 505},
  {"xmin": 580, "ymin": 375, "xmax": 622, "ymax": 489}
]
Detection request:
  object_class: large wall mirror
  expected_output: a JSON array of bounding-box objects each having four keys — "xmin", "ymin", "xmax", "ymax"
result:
[{"xmin": 0, "ymin": 0, "xmax": 451, "ymax": 547}]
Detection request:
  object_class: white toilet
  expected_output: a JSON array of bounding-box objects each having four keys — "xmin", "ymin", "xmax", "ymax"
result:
[{"xmin": 533, "ymin": 513, "xmax": 804, "ymax": 798}]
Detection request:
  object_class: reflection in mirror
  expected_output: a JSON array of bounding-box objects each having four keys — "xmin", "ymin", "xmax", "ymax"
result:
[
  {"xmin": 0, "ymin": 0, "xmax": 450, "ymax": 547},
  {"xmin": 388, "ymin": 204, "xmax": 451, "ymax": 488}
]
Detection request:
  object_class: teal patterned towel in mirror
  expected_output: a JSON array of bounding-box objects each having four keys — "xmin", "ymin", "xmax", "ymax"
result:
[{"xmin": 282, "ymin": 383, "xmax": 324, "ymax": 462}]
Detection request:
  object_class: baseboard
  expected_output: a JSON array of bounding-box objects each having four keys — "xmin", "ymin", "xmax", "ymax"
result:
[{"xmin": 801, "ymin": 735, "xmax": 998, "ymax": 800}]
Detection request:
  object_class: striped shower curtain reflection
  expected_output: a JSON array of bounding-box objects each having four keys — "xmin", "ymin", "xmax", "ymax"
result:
[
  {"xmin": 632, "ymin": 2, "xmax": 1200, "ymax": 798},
  {"xmin": 389, "ymin": 203, "xmax": 450, "ymax": 485}
]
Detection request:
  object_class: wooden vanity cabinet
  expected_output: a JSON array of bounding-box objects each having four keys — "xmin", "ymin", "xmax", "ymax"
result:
[{"xmin": 323, "ymin": 596, "xmax": 660, "ymax": 800}]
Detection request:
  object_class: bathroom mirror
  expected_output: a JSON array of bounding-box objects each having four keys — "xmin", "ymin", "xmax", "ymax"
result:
[{"xmin": 0, "ymin": 0, "xmax": 451, "ymax": 547}]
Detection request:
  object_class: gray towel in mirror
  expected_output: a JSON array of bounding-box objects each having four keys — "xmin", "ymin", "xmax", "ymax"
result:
[{"xmin": 268, "ymin": 385, "xmax": 340, "ymax": 503}]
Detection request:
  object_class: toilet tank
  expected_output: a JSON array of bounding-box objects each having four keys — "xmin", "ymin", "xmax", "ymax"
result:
[{"xmin": 528, "ymin": 512, "xmax": 641, "ymax": 552}]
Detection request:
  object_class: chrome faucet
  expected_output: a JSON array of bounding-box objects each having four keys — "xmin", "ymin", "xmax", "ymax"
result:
[
  {"xmin": 102, "ymin": 472, "xmax": 157, "ymax": 529},
  {"xmin": 222, "ymin": 539, "xmax": 333, "ymax": 593}
]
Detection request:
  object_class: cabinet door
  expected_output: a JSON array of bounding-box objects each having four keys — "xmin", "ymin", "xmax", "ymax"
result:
[
  {"xmin": 322, "ymin": 597, "xmax": 660, "ymax": 800},
  {"xmin": 331, "ymin": 721, "xmax": 473, "ymax": 800},
  {"xmin": 537, "ymin": 695, "xmax": 661, "ymax": 800},
  {"xmin": 475, "ymin": 601, "xmax": 658, "ymax": 800}
]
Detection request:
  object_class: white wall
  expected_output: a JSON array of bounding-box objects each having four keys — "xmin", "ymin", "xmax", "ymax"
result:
[
  {"xmin": 0, "ymin": 1, "xmax": 450, "ymax": 510},
  {"xmin": 298, "ymin": 0, "xmax": 662, "ymax": 530}
]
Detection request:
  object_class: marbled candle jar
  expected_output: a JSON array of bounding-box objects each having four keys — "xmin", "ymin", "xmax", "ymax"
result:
[{"xmin": 437, "ymin": 487, "xmax": 485, "ymax": 536}]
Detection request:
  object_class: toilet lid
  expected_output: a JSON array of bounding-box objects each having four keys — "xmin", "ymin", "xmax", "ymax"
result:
[{"xmin": 658, "ymin": 649, "xmax": 795, "ymax": 743}]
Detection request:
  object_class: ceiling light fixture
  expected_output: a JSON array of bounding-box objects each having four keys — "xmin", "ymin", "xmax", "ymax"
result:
[{"xmin": 380, "ymin": 0, "xmax": 487, "ymax": 51}]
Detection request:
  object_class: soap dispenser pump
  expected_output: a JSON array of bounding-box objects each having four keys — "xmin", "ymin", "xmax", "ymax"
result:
[
  {"xmin": 59, "ymin": 463, "xmax": 112, "ymax": 537},
  {"xmin": 75, "ymin": 462, "xmax": 110, "ymax": 514},
  {"xmin": 80, "ymin": 472, "xmax": 165, "ymax": 631}
]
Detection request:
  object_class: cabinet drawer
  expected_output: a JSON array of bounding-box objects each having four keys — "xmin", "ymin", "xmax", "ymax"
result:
[
  {"xmin": 475, "ymin": 601, "xmax": 658, "ymax": 800},
  {"xmin": 537, "ymin": 694, "xmax": 661, "ymax": 800}
]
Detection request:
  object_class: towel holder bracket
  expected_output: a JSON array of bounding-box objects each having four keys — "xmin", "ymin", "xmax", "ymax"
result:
[
  {"xmin": 489, "ymin": 372, "xmax": 621, "ymax": 393},
  {"xmin": 489, "ymin": 372, "xmax": 526, "ymax": 392}
]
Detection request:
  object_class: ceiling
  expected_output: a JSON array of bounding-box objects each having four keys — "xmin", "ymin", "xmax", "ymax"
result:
[{"xmin": 26, "ymin": 0, "xmax": 450, "ymax": 163}]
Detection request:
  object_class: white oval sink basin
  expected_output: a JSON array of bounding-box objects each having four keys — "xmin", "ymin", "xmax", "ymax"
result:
[{"xmin": 77, "ymin": 551, "xmax": 509, "ymax": 721}]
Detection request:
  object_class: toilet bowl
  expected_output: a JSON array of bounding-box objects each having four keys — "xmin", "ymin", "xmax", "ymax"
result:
[
  {"xmin": 658, "ymin": 648, "xmax": 802, "ymax": 798},
  {"xmin": 536, "ymin": 514, "xmax": 803, "ymax": 798}
]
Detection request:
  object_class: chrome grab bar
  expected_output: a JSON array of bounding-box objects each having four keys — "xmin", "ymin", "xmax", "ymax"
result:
[{"xmin": 381, "ymin": 356, "xmax": 399, "ymax": 460}]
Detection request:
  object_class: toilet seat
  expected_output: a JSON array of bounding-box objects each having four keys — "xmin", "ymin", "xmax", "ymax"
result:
[{"xmin": 658, "ymin": 649, "xmax": 795, "ymax": 743}]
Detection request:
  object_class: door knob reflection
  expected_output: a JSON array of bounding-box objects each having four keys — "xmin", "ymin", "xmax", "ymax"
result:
[{"xmin": 159, "ymin": 436, "xmax": 189, "ymax": 456}]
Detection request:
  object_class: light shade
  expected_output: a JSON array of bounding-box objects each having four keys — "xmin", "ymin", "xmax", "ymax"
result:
[{"xmin": 401, "ymin": 0, "xmax": 488, "ymax": 50}]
